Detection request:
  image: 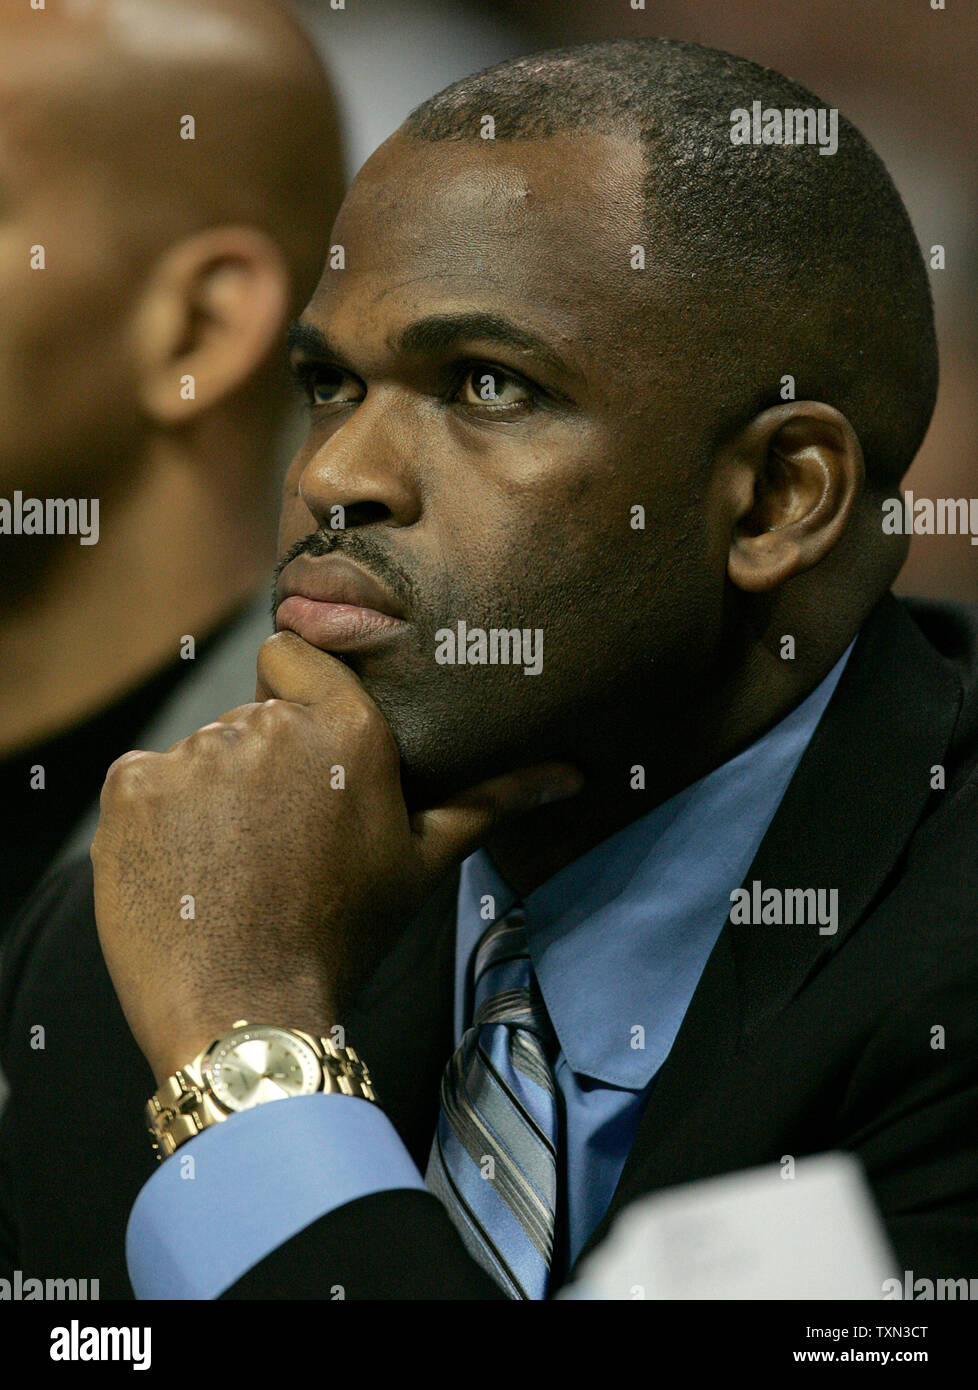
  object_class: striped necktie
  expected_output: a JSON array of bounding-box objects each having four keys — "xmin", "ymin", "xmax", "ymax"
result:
[{"xmin": 425, "ymin": 906, "xmax": 561, "ymax": 1300}]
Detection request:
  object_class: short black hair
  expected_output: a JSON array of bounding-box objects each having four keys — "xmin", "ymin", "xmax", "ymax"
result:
[{"xmin": 405, "ymin": 38, "xmax": 938, "ymax": 488}]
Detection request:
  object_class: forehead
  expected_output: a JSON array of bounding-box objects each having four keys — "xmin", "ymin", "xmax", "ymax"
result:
[{"xmin": 308, "ymin": 130, "xmax": 648, "ymax": 348}]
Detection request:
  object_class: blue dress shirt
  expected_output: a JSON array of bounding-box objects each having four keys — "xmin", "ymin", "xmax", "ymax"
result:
[{"xmin": 127, "ymin": 645, "xmax": 853, "ymax": 1298}]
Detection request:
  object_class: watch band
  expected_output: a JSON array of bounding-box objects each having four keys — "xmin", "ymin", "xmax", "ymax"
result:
[{"xmin": 145, "ymin": 1025, "xmax": 377, "ymax": 1161}]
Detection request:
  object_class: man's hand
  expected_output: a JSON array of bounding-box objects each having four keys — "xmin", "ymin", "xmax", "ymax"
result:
[{"xmin": 91, "ymin": 632, "xmax": 581, "ymax": 1084}]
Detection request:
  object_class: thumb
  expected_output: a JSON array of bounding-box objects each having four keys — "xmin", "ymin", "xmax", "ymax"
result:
[{"xmin": 411, "ymin": 761, "xmax": 584, "ymax": 879}]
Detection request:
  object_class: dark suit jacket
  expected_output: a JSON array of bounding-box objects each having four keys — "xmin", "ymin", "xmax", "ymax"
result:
[{"xmin": 2, "ymin": 593, "xmax": 978, "ymax": 1299}]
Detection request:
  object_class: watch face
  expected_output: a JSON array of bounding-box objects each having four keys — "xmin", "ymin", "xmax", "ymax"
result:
[{"xmin": 202, "ymin": 1026, "xmax": 321, "ymax": 1112}]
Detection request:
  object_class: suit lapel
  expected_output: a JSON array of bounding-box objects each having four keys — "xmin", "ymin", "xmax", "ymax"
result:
[{"xmin": 575, "ymin": 592, "xmax": 962, "ymax": 1266}]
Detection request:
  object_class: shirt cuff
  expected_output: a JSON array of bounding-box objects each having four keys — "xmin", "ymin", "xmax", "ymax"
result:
[{"xmin": 126, "ymin": 1093, "xmax": 426, "ymax": 1299}]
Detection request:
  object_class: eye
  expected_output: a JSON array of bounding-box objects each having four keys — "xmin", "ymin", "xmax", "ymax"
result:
[
  {"xmin": 293, "ymin": 363, "xmax": 364, "ymax": 410},
  {"xmin": 455, "ymin": 365, "xmax": 533, "ymax": 411}
]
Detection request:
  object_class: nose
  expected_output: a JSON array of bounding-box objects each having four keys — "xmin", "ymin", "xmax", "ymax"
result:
[{"xmin": 295, "ymin": 394, "xmax": 423, "ymax": 532}]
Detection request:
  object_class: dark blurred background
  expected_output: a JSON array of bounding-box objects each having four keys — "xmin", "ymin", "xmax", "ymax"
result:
[{"xmin": 298, "ymin": 0, "xmax": 978, "ymax": 601}]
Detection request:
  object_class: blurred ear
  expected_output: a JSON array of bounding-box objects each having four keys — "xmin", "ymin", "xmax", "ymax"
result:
[
  {"xmin": 131, "ymin": 225, "xmax": 290, "ymax": 423},
  {"xmin": 722, "ymin": 402, "xmax": 865, "ymax": 593}
]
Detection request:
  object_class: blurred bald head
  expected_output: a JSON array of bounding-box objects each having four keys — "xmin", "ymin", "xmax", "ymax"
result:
[
  {"xmin": 0, "ymin": 0, "xmax": 342, "ymax": 302},
  {"xmin": 0, "ymin": 0, "xmax": 343, "ymax": 494}
]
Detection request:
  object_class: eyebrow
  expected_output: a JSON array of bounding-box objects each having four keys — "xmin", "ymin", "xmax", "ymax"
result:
[
  {"xmin": 286, "ymin": 321, "xmax": 344, "ymax": 362},
  {"xmin": 395, "ymin": 312, "xmax": 576, "ymax": 382},
  {"xmin": 286, "ymin": 312, "xmax": 578, "ymax": 385}
]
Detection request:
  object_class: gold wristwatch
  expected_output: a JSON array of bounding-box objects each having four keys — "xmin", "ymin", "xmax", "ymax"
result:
[{"xmin": 145, "ymin": 1020, "xmax": 377, "ymax": 1161}]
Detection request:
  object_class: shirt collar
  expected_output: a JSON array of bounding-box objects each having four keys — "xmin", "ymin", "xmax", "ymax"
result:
[{"xmin": 455, "ymin": 642, "xmax": 854, "ymax": 1088}]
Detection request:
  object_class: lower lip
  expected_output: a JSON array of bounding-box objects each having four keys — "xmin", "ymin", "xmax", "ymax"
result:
[{"xmin": 275, "ymin": 595, "xmax": 408, "ymax": 651}]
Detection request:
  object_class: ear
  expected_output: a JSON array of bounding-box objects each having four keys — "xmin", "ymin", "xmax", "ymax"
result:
[
  {"xmin": 130, "ymin": 226, "xmax": 291, "ymax": 424},
  {"xmin": 723, "ymin": 402, "xmax": 865, "ymax": 593}
]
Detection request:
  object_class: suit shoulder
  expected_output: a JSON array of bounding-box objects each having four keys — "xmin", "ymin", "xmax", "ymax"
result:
[{"xmin": 901, "ymin": 595, "xmax": 978, "ymax": 767}]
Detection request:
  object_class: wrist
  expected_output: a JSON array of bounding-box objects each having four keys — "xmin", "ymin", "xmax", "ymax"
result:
[
  {"xmin": 146, "ymin": 994, "xmax": 343, "ymax": 1088},
  {"xmin": 145, "ymin": 1019, "xmax": 376, "ymax": 1161}
]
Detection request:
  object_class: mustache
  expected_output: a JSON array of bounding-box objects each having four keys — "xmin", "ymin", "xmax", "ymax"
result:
[{"xmin": 271, "ymin": 529, "xmax": 417, "ymax": 621}]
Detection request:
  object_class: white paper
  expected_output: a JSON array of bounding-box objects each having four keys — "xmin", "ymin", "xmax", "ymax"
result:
[{"xmin": 561, "ymin": 1152, "xmax": 897, "ymax": 1300}]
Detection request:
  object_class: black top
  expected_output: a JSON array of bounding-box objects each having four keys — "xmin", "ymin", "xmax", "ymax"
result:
[{"xmin": 0, "ymin": 622, "xmax": 234, "ymax": 941}]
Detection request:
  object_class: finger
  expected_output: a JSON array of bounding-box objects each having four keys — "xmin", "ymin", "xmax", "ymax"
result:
[
  {"xmin": 255, "ymin": 630, "xmax": 369, "ymax": 707},
  {"xmin": 157, "ymin": 704, "xmax": 263, "ymax": 752},
  {"xmin": 212, "ymin": 702, "xmax": 265, "ymax": 725},
  {"xmin": 411, "ymin": 762, "xmax": 584, "ymax": 880}
]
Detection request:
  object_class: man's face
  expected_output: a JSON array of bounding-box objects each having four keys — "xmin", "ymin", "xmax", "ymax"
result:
[
  {"xmin": 276, "ymin": 130, "xmax": 729, "ymax": 803},
  {"xmin": 0, "ymin": 32, "xmax": 142, "ymax": 499}
]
